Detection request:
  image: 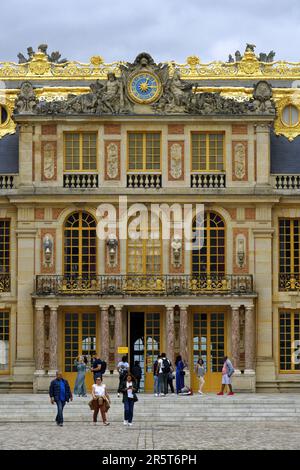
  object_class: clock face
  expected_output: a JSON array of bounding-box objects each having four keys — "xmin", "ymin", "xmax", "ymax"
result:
[{"xmin": 128, "ymin": 72, "xmax": 162, "ymax": 104}]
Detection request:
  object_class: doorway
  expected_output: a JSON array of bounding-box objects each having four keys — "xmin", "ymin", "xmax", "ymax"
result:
[
  {"xmin": 191, "ymin": 308, "xmax": 227, "ymax": 392},
  {"xmin": 128, "ymin": 309, "xmax": 161, "ymax": 392}
]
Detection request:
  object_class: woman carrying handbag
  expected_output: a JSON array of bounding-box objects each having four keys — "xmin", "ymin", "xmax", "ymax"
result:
[{"xmin": 90, "ymin": 376, "xmax": 110, "ymax": 425}]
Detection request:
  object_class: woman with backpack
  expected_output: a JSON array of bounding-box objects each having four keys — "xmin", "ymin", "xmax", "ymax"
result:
[
  {"xmin": 217, "ymin": 356, "xmax": 235, "ymax": 396},
  {"xmin": 175, "ymin": 355, "xmax": 185, "ymax": 394},
  {"xmin": 195, "ymin": 358, "xmax": 206, "ymax": 395}
]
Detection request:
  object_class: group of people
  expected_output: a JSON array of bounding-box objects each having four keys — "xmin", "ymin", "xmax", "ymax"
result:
[{"xmin": 49, "ymin": 354, "xmax": 235, "ymax": 426}]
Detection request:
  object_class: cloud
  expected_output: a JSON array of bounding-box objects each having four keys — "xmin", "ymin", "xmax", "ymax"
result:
[{"xmin": 0, "ymin": 0, "xmax": 299, "ymax": 63}]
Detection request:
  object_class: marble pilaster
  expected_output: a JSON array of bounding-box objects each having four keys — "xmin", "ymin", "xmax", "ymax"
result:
[
  {"xmin": 48, "ymin": 306, "xmax": 58, "ymax": 372},
  {"xmin": 166, "ymin": 306, "xmax": 175, "ymax": 364},
  {"xmin": 101, "ymin": 305, "xmax": 109, "ymax": 364},
  {"xmin": 231, "ymin": 306, "xmax": 241, "ymax": 373},
  {"xmin": 114, "ymin": 306, "xmax": 123, "ymax": 366},
  {"xmin": 179, "ymin": 305, "xmax": 188, "ymax": 366},
  {"xmin": 35, "ymin": 306, "xmax": 45, "ymax": 372},
  {"xmin": 245, "ymin": 305, "xmax": 255, "ymax": 373}
]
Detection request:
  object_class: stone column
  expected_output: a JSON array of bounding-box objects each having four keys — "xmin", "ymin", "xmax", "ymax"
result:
[
  {"xmin": 256, "ymin": 124, "xmax": 270, "ymax": 186},
  {"xmin": 49, "ymin": 306, "xmax": 58, "ymax": 372},
  {"xmin": 114, "ymin": 306, "xmax": 123, "ymax": 366},
  {"xmin": 231, "ymin": 306, "xmax": 241, "ymax": 373},
  {"xmin": 179, "ymin": 305, "xmax": 189, "ymax": 366},
  {"xmin": 245, "ymin": 305, "xmax": 255, "ymax": 374},
  {"xmin": 166, "ymin": 306, "xmax": 175, "ymax": 364},
  {"xmin": 35, "ymin": 306, "xmax": 45, "ymax": 372},
  {"xmin": 101, "ymin": 305, "xmax": 109, "ymax": 364}
]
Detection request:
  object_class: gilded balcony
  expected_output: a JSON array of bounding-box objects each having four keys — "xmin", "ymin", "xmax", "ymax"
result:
[
  {"xmin": 279, "ymin": 274, "xmax": 300, "ymax": 291},
  {"xmin": 0, "ymin": 274, "xmax": 11, "ymax": 292},
  {"xmin": 35, "ymin": 274, "xmax": 254, "ymax": 297}
]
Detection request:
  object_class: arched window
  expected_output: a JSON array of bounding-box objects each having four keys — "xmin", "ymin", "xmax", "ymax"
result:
[
  {"xmin": 127, "ymin": 212, "xmax": 161, "ymax": 275},
  {"xmin": 64, "ymin": 211, "xmax": 97, "ymax": 277},
  {"xmin": 192, "ymin": 211, "xmax": 225, "ymax": 275}
]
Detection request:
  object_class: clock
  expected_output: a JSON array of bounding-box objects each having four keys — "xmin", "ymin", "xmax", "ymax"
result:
[{"xmin": 128, "ymin": 71, "xmax": 162, "ymax": 104}]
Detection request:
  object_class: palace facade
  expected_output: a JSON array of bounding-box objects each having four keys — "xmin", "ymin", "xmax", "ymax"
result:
[{"xmin": 0, "ymin": 44, "xmax": 300, "ymax": 393}]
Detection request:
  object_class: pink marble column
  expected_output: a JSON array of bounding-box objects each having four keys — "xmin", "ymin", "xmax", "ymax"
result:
[
  {"xmin": 179, "ymin": 305, "xmax": 189, "ymax": 366},
  {"xmin": 166, "ymin": 306, "xmax": 175, "ymax": 364},
  {"xmin": 245, "ymin": 305, "xmax": 255, "ymax": 373},
  {"xmin": 35, "ymin": 306, "xmax": 45, "ymax": 371},
  {"xmin": 49, "ymin": 306, "xmax": 58, "ymax": 372},
  {"xmin": 100, "ymin": 305, "xmax": 109, "ymax": 364},
  {"xmin": 231, "ymin": 306, "xmax": 240, "ymax": 372},
  {"xmin": 114, "ymin": 306, "xmax": 123, "ymax": 366}
]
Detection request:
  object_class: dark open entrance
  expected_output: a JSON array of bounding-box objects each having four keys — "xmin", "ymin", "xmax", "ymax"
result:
[{"xmin": 129, "ymin": 312, "xmax": 145, "ymax": 391}]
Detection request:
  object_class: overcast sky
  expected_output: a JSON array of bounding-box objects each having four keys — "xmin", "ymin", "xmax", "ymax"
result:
[{"xmin": 0, "ymin": 0, "xmax": 299, "ymax": 63}]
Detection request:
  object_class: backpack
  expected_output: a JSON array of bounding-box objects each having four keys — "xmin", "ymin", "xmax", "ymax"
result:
[
  {"xmin": 101, "ymin": 360, "xmax": 107, "ymax": 375},
  {"xmin": 162, "ymin": 358, "xmax": 171, "ymax": 374}
]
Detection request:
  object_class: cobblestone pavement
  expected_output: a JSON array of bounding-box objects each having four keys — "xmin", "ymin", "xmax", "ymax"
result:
[{"xmin": 0, "ymin": 421, "xmax": 300, "ymax": 450}]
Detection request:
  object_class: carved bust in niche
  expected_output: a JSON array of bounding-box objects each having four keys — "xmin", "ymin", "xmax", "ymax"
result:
[{"xmin": 170, "ymin": 143, "xmax": 182, "ymax": 179}]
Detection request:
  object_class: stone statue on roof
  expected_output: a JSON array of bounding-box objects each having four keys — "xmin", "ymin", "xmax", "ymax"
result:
[{"xmin": 17, "ymin": 44, "xmax": 67, "ymax": 64}]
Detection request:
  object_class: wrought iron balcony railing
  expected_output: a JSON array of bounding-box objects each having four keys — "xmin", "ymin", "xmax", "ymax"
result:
[
  {"xmin": 0, "ymin": 274, "xmax": 10, "ymax": 292},
  {"xmin": 35, "ymin": 274, "xmax": 254, "ymax": 296},
  {"xmin": 279, "ymin": 273, "xmax": 300, "ymax": 291}
]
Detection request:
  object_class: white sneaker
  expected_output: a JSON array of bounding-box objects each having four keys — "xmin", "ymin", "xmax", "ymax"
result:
[
  {"xmin": 154, "ymin": 393, "xmax": 158, "ymax": 397},
  {"xmin": 123, "ymin": 420, "xmax": 128, "ymax": 425},
  {"xmin": 118, "ymin": 393, "xmax": 120, "ymax": 398},
  {"xmin": 128, "ymin": 422, "xmax": 133, "ymax": 426}
]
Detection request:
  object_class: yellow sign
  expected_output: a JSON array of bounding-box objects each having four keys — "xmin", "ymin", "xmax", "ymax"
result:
[{"xmin": 118, "ymin": 347, "xmax": 128, "ymax": 354}]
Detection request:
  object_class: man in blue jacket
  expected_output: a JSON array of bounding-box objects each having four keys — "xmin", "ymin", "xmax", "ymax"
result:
[{"xmin": 49, "ymin": 371, "xmax": 73, "ymax": 426}]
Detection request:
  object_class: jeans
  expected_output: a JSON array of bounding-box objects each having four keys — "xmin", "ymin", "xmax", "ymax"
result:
[
  {"xmin": 124, "ymin": 398, "xmax": 134, "ymax": 423},
  {"xmin": 158, "ymin": 373, "xmax": 168, "ymax": 395},
  {"xmin": 153, "ymin": 375, "xmax": 160, "ymax": 394},
  {"xmin": 55, "ymin": 400, "xmax": 65, "ymax": 424},
  {"xmin": 168, "ymin": 376, "xmax": 174, "ymax": 393}
]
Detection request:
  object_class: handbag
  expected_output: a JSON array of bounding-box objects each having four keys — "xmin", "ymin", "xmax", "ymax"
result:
[
  {"xmin": 133, "ymin": 393, "xmax": 138, "ymax": 403},
  {"xmin": 88, "ymin": 398, "xmax": 98, "ymax": 410},
  {"xmin": 180, "ymin": 370, "xmax": 185, "ymax": 376}
]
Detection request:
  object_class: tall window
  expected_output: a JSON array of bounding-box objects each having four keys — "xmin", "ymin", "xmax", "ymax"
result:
[
  {"xmin": 191, "ymin": 132, "xmax": 224, "ymax": 172},
  {"xmin": 64, "ymin": 132, "xmax": 97, "ymax": 171},
  {"xmin": 279, "ymin": 311, "xmax": 300, "ymax": 372},
  {"xmin": 64, "ymin": 212, "xmax": 97, "ymax": 277},
  {"xmin": 0, "ymin": 220, "xmax": 10, "ymax": 274},
  {"xmin": 279, "ymin": 219, "xmax": 300, "ymax": 276},
  {"xmin": 192, "ymin": 211, "xmax": 225, "ymax": 275},
  {"xmin": 0, "ymin": 311, "xmax": 9, "ymax": 373},
  {"xmin": 127, "ymin": 214, "xmax": 161, "ymax": 275},
  {"xmin": 128, "ymin": 132, "xmax": 161, "ymax": 171}
]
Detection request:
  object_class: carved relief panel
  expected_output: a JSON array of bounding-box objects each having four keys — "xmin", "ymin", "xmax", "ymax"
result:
[
  {"xmin": 41, "ymin": 141, "xmax": 57, "ymax": 181},
  {"xmin": 168, "ymin": 141, "xmax": 184, "ymax": 181},
  {"xmin": 232, "ymin": 141, "xmax": 248, "ymax": 181},
  {"xmin": 105, "ymin": 140, "xmax": 120, "ymax": 180}
]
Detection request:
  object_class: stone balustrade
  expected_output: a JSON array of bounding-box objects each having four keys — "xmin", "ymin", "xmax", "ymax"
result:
[
  {"xmin": 272, "ymin": 174, "xmax": 300, "ymax": 190},
  {"xmin": 191, "ymin": 172, "xmax": 226, "ymax": 189},
  {"xmin": 0, "ymin": 175, "xmax": 16, "ymax": 189},
  {"xmin": 63, "ymin": 173, "xmax": 99, "ymax": 188},
  {"xmin": 127, "ymin": 173, "xmax": 162, "ymax": 189}
]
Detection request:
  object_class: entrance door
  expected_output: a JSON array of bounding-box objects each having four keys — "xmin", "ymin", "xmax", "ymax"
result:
[
  {"xmin": 129, "ymin": 311, "xmax": 161, "ymax": 392},
  {"xmin": 63, "ymin": 312, "xmax": 97, "ymax": 392},
  {"xmin": 191, "ymin": 310, "xmax": 227, "ymax": 392}
]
